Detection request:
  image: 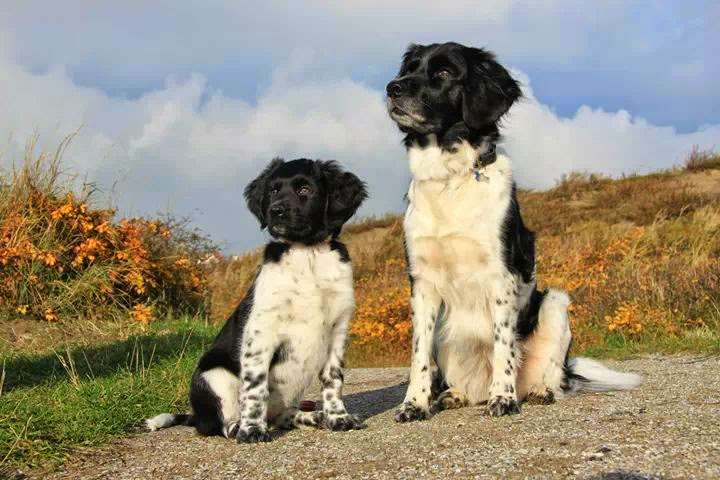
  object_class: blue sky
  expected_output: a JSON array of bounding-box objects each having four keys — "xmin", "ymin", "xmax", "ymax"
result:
[{"xmin": 1, "ymin": 1, "xmax": 718, "ymax": 251}]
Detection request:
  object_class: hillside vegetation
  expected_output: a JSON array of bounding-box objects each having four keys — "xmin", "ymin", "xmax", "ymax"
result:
[
  {"xmin": 210, "ymin": 148, "xmax": 720, "ymax": 364},
  {"xmin": 2, "ymin": 143, "xmax": 719, "ymax": 360}
]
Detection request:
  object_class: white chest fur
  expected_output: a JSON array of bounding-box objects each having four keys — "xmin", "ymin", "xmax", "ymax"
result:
[
  {"xmin": 404, "ymin": 139, "xmax": 514, "ymax": 308},
  {"xmin": 246, "ymin": 244, "xmax": 355, "ymax": 410},
  {"xmin": 252, "ymin": 244, "xmax": 354, "ymax": 322}
]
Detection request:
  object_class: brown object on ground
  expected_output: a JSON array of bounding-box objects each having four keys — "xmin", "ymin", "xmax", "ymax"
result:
[{"xmin": 36, "ymin": 356, "xmax": 720, "ymax": 479}]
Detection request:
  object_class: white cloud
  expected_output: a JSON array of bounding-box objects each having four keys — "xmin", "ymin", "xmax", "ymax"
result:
[
  {"xmin": 1, "ymin": 47, "xmax": 718, "ymax": 251},
  {"xmin": 504, "ymin": 70, "xmax": 720, "ymax": 188}
]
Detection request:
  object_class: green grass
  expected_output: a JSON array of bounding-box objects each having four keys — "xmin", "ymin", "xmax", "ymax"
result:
[
  {"xmin": 0, "ymin": 318, "xmax": 218, "ymax": 471},
  {"xmin": 578, "ymin": 328, "xmax": 720, "ymax": 360}
]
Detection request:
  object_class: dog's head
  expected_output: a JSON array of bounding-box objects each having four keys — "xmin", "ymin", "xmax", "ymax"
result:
[
  {"xmin": 244, "ymin": 158, "xmax": 367, "ymax": 244},
  {"xmin": 386, "ymin": 42, "xmax": 521, "ymax": 135}
]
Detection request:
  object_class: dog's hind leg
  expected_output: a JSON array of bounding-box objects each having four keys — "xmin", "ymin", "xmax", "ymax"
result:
[
  {"xmin": 517, "ymin": 289, "xmax": 572, "ymax": 403},
  {"xmin": 194, "ymin": 367, "xmax": 242, "ymax": 438},
  {"xmin": 436, "ymin": 388, "xmax": 469, "ymax": 410}
]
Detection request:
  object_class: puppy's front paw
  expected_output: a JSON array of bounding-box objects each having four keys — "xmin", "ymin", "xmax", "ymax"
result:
[
  {"xmin": 395, "ymin": 401, "xmax": 434, "ymax": 423},
  {"xmin": 323, "ymin": 413, "xmax": 367, "ymax": 431},
  {"xmin": 486, "ymin": 395, "xmax": 521, "ymax": 417},
  {"xmin": 236, "ymin": 424, "xmax": 271, "ymax": 443}
]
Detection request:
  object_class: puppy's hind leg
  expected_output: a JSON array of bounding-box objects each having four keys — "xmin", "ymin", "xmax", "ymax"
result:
[{"xmin": 191, "ymin": 367, "xmax": 242, "ymax": 438}]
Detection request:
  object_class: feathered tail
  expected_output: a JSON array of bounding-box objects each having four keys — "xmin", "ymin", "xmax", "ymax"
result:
[{"xmin": 563, "ymin": 357, "xmax": 643, "ymax": 393}]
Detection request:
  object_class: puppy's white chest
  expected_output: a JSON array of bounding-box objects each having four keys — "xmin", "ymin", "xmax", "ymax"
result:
[{"xmin": 253, "ymin": 245, "xmax": 353, "ymax": 327}]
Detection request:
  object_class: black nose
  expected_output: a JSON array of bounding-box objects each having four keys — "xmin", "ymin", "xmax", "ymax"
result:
[
  {"xmin": 269, "ymin": 204, "xmax": 287, "ymax": 218},
  {"xmin": 386, "ymin": 80, "xmax": 405, "ymax": 98}
]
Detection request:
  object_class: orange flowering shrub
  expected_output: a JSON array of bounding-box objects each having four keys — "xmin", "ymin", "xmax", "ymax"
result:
[
  {"xmin": 536, "ymin": 213, "xmax": 720, "ymax": 349},
  {"xmin": 604, "ymin": 301, "xmax": 670, "ymax": 335},
  {"xmin": 0, "ymin": 143, "xmax": 215, "ymax": 323}
]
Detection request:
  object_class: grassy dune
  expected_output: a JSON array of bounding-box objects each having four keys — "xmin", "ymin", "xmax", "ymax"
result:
[{"xmin": 1, "ymin": 144, "xmax": 719, "ymax": 471}]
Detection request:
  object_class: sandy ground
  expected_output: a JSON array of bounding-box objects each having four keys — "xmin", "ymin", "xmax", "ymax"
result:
[{"xmin": 18, "ymin": 355, "xmax": 720, "ymax": 480}]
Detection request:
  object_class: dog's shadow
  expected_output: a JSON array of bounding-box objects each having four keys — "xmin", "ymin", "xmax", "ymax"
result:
[
  {"xmin": 263, "ymin": 383, "xmax": 405, "ymax": 441},
  {"xmin": 342, "ymin": 382, "xmax": 407, "ymax": 421}
]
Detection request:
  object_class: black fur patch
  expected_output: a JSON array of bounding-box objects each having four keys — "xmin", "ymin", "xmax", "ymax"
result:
[
  {"xmin": 516, "ymin": 288, "xmax": 548, "ymax": 340},
  {"xmin": 270, "ymin": 341, "xmax": 291, "ymax": 368},
  {"xmin": 243, "ymin": 372, "xmax": 267, "ymax": 391},
  {"xmin": 330, "ymin": 239, "xmax": 351, "ymax": 263},
  {"xmin": 264, "ymin": 242, "xmax": 291, "ymax": 263},
  {"xmin": 501, "ymin": 184, "xmax": 535, "ymax": 284}
]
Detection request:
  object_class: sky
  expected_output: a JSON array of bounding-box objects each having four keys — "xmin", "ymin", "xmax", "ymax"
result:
[{"xmin": 0, "ymin": 1, "xmax": 718, "ymax": 251}]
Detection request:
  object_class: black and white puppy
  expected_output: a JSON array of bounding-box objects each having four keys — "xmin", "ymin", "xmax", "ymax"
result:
[
  {"xmin": 147, "ymin": 158, "xmax": 368, "ymax": 442},
  {"xmin": 386, "ymin": 42, "xmax": 642, "ymax": 422}
]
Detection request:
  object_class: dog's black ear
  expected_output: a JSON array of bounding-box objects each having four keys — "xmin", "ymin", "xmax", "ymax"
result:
[
  {"xmin": 462, "ymin": 47, "xmax": 522, "ymax": 129},
  {"xmin": 400, "ymin": 43, "xmax": 421, "ymax": 72},
  {"xmin": 317, "ymin": 161, "xmax": 368, "ymax": 236},
  {"xmin": 244, "ymin": 158, "xmax": 284, "ymax": 228}
]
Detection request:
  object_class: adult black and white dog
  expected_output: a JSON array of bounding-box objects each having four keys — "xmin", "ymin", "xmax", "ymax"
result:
[
  {"xmin": 147, "ymin": 158, "xmax": 368, "ymax": 442},
  {"xmin": 386, "ymin": 42, "xmax": 642, "ymax": 422}
]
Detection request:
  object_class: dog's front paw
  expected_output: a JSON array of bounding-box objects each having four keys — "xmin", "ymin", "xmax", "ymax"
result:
[
  {"xmin": 395, "ymin": 401, "xmax": 434, "ymax": 423},
  {"xmin": 323, "ymin": 413, "xmax": 367, "ymax": 431},
  {"xmin": 236, "ymin": 424, "xmax": 271, "ymax": 443},
  {"xmin": 486, "ymin": 395, "xmax": 521, "ymax": 417}
]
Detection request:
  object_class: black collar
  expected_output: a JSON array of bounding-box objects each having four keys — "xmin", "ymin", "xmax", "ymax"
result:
[{"xmin": 474, "ymin": 143, "xmax": 497, "ymax": 169}]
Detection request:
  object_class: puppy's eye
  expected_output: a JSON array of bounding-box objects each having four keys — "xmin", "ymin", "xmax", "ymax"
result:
[
  {"xmin": 433, "ymin": 68, "xmax": 452, "ymax": 80},
  {"xmin": 297, "ymin": 186, "xmax": 312, "ymax": 196},
  {"xmin": 269, "ymin": 187, "xmax": 280, "ymax": 195}
]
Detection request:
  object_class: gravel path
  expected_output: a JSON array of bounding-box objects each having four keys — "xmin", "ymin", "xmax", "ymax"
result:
[{"xmin": 33, "ymin": 355, "xmax": 720, "ymax": 479}]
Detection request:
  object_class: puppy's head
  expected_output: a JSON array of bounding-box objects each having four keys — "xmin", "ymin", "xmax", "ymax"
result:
[
  {"xmin": 386, "ymin": 42, "xmax": 521, "ymax": 134},
  {"xmin": 244, "ymin": 158, "xmax": 367, "ymax": 244}
]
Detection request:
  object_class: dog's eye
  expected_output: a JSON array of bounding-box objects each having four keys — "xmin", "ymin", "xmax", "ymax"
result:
[
  {"xmin": 433, "ymin": 68, "xmax": 452, "ymax": 80},
  {"xmin": 297, "ymin": 186, "xmax": 311, "ymax": 196},
  {"xmin": 269, "ymin": 187, "xmax": 280, "ymax": 195}
]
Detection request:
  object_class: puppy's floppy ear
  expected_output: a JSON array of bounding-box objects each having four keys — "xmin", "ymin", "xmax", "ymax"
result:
[
  {"xmin": 462, "ymin": 47, "xmax": 522, "ymax": 129},
  {"xmin": 244, "ymin": 157, "xmax": 284, "ymax": 228},
  {"xmin": 316, "ymin": 161, "xmax": 368, "ymax": 236}
]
